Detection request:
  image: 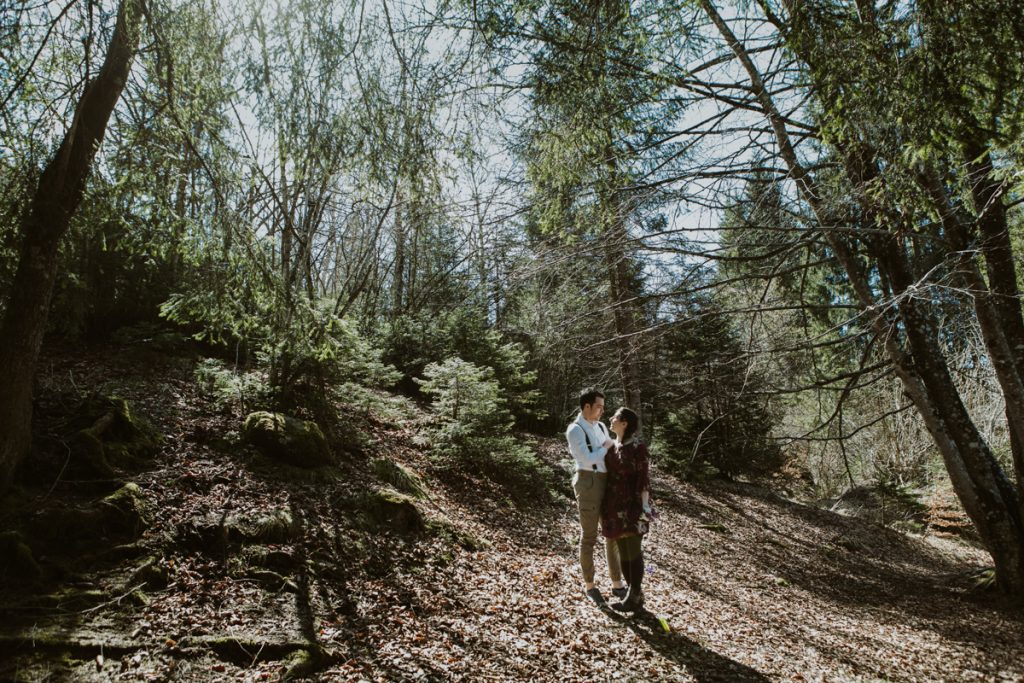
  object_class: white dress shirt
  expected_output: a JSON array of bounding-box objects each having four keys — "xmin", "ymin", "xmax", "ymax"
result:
[{"xmin": 566, "ymin": 414, "xmax": 611, "ymax": 472}]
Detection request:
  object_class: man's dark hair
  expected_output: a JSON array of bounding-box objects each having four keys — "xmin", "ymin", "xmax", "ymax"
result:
[
  {"xmin": 614, "ymin": 407, "xmax": 640, "ymax": 441},
  {"xmin": 579, "ymin": 387, "xmax": 605, "ymax": 410}
]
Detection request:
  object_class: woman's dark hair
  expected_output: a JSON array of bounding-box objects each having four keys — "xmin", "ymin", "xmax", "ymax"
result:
[
  {"xmin": 579, "ymin": 387, "xmax": 605, "ymax": 410},
  {"xmin": 614, "ymin": 407, "xmax": 639, "ymax": 441}
]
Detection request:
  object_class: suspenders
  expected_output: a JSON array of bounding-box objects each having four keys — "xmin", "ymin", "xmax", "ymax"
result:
[
  {"xmin": 578, "ymin": 420, "xmax": 607, "ymax": 471},
  {"xmin": 581, "ymin": 422, "xmax": 606, "ymax": 452}
]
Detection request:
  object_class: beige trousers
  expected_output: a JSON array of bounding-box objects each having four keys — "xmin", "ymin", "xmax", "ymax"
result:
[{"xmin": 573, "ymin": 470, "xmax": 622, "ymax": 585}]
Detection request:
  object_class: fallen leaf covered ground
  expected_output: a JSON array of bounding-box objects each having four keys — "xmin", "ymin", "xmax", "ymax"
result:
[{"xmin": 2, "ymin": 341, "xmax": 1023, "ymax": 682}]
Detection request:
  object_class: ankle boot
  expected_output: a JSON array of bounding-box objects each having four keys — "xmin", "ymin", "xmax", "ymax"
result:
[{"xmin": 611, "ymin": 585, "xmax": 644, "ymax": 612}]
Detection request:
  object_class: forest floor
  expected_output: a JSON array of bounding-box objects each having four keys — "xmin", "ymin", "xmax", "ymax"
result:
[{"xmin": 2, "ymin": 339, "xmax": 1024, "ymax": 682}]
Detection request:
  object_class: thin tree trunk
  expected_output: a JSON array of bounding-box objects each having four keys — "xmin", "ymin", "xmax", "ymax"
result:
[
  {"xmin": 0, "ymin": 0, "xmax": 142, "ymax": 492},
  {"xmin": 603, "ymin": 239, "xmax": 642, "ymax": 413},
  {"xmin": 171, "ymin": 143, "xmax": 189, "ymax": 281},
  {"xmin": 392, "ymin": 189, "xmax": 405, "ymax": 317}
]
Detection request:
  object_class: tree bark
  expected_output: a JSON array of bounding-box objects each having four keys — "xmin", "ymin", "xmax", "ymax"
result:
[
  {"xmin": 961, "ymin": 140, "xmax": 1024, "ymax": 509},
  {"xmin": 599, "ymin": 162, "xmax": 644, "ymax": 418},
  {"xmin": 392, "ymin": 188, "xmax": 406, "ymax": 317},
  {"xmin": 603, "ymin": 217, "xmax": 643, "ymax": 416},
  {"xmin": 0, "ymin": 0, "xmax": 142, "ymax": 493}
]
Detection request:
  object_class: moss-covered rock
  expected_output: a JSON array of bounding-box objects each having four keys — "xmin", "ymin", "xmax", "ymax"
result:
[
  {"xmin": 129, "ymin": 555, "xmax": 169, "ymax": 589},
  {"xmin": 242, "ymin": 508, "xmax": 300, "ymax": 544},
  {"xmin": 235, "ymin": 545, "xmax": 298, "ymax": 573},
  {"xmin": 25, "ymin": 485, "xmax": 149, "ymax": 548},
  {"xmin": 71, "ymin": 427, "xmax": 118, "ymax": 478},
  {"xmin": 0, "ymin": 531, "xmax": 42, "ymax": 581},
  {"xmin": 371, "ymin": 457, "xmax": 428, "ymax": 499},
  {"xmin": 99, "ymin": 482, "xmax": 152, "ymax": 537},
  {"xmin": 426, "ymin": 518, "xmax": 486, "ymax": 551},
  {"xmin": 69, "ymin": 395, "xmax": 162, "ymax": 477},
  {"xmin": 828, "ymin": 484, "xmax": 928, "ymax": 527},
  {"xmin": 243, "ymin": 412, "xmax": 331, "ymax": 468},
  {"xmin": 179, "ymin": 508, "xmax": 302, "ymax": 553},
  {"xmin": 359, "ymin": 487, "xmax": 424, "ymax": 533},
  {"xmin": 282, "ymin": 646, "xmax": 329, "ymax": 680}
]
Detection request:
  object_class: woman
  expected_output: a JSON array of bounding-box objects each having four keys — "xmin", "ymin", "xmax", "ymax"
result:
[{"xmin": 601, "ymin": 407, "xmax": 652, "ymax": 612}]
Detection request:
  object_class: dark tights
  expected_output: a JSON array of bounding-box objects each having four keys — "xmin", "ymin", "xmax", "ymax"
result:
[{"xmin": 615, "ymin": 535, "xmax": 644, "ymax": 593}]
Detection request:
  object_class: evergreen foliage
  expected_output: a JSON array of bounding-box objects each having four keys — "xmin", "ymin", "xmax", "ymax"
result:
[
  {"xmin": 652, "ymin": 299, "xmax": 783, "ymax": 479},
  {"xmin": 416, "ymin": 357, "xmax": 545, "ymax": 488},
  {"xmin": 380, "ymin": 307, "xmax": 543, "ymax": 423},
  {"xmin": 194, "ymin": 358, "xmax": 271, "ymax": 415},
  {"xmin": 163, "ymin": 263, "xmax": 399, "ymax": 413}
]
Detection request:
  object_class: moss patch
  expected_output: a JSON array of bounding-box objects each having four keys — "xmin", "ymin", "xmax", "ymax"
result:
[
  {"xmin": 25, "ymin": 485, "xmax": 151, "ymax": 553},
  {"xmin": 69, "ymin": 395, "xmax": 163, "ymax": 478},
  {"xmin": 179, "ymin": 508, "xmax": 302, "ymax": 554},
  {"xmin": 243, "ymin": 412, "xmax": 332, "ymax": 468},
  {"xmin": 233, "ymin": 545, "xmax": 298, "ymax": 574},
  {"xmin": 371, "ymin": 457, "xmax": 428, "ymax": 499},
  {"xmin": 282, "ymin": 646, "xmax": 330, "ymax": 680},
  {"xmin": 356, "ymin": 487, "xmax": 424, "ymax": 534},
  {"xmin": 99, "ymin": 482, "xmax": 152, "ymax": 537},
  {"xmin": 129, "ymin": 555, "xmax": 169, "ymax": 589},
  {"xmin": 425, "ymin": 518, "xmax": 486, "ymax": 552}
]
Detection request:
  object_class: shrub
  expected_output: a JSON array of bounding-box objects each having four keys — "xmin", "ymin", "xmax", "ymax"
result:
[
  {"xmin": 416, "ymin": 357, "xmax": 546, "ymax": 492},
  {"xmin": 194, "ymin": 358, "xmax": 271, "ymax": 414},
  {"xmin": 163, "ymin": 252, "xmax": 400, "ymax": 418}
]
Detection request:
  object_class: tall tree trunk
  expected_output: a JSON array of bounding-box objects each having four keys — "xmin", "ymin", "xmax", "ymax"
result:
[
  {"xmin": 408, "ymin": 196, "xmax": 420, "ymax": 310},
  {"xmin": 603, "ymin": 234, "xmax": 643, "ymax": 414},
  {"xmin": 875, "ymin": 240, "xmax": 1024, "ymax": 592},
  {"xmin": 600, "ymin": 164, "xmax": 643, "ymax": 417},
  {"xmin": 962, "ymin": 141, "xmax": 1024, "ymax": 509},
  {"xmin": 279, "ymin": 161, "xmax": 292, "ymax": 288},
  {"xmin": 171, "ymin": 142, "xmax": 189, "ymax": 282},
  {"xmin": 0, "ymin": 0, "xmax": 142, "ymax": 492}
]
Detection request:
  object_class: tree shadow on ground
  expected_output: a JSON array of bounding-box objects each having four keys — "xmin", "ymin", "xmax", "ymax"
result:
[
  {"xmin": 602, "ymin": 606, "xmax": 771, "ymax": 682},
  {"xmin": 428, "ymin": 462, "xmax": 573, "ymax": 553},
  {"xmin": 673, "ymin": 480, "xmax": 1024, "ymax": 652}
]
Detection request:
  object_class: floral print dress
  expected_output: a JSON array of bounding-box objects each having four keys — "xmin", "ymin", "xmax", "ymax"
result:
[{"xmin": 601, "ymin": 439, "xmax": 651, "ymax": 540}]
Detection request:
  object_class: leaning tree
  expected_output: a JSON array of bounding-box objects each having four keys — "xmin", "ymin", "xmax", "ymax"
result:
[
  {"xmin": 0, "ymin": 0, "xmax": 143, "ymax": 491},
  {"xmin": 698, "ymin": 0, "xmax": 1024, "ymax": 593}
]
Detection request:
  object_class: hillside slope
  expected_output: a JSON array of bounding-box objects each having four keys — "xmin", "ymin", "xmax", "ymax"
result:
[{"xmin": 1, "ymin": 341, "xmax": 1022, "ymax": 682}]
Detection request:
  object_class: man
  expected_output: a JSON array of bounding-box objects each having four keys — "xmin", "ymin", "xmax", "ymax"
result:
[{"xmin": 566, "ymin": 387, "xmax": 626, "ymax": 604}]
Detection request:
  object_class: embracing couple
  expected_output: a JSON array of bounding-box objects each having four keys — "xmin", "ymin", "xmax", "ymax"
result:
[{"xmin": 566, "ymin": 387, "xmax": 652, "ymax": 612}]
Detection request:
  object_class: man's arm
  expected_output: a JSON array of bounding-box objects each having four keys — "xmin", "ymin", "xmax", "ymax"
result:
[{"xmin": 566, "ymin": 423, "xmax": 607, "ymax": 469}]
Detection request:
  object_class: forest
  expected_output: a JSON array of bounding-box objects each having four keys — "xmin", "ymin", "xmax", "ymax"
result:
[{"xmin": 2, "ymin": 0, "xmax": 1024, "ymax": 680}]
